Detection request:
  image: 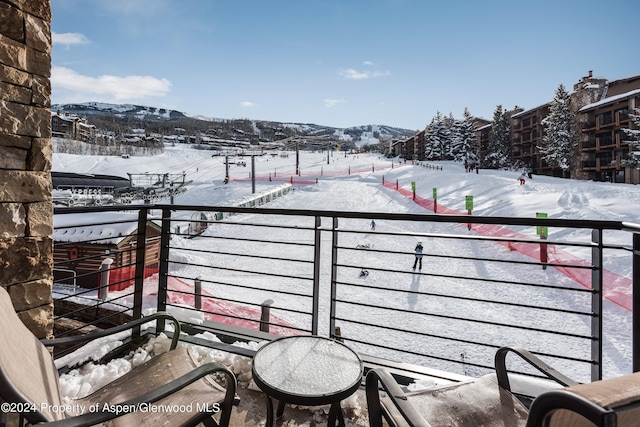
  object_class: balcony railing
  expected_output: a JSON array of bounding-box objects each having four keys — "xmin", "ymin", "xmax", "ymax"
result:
[{"xmin": 51, "ymin": 204, "xmax": 640, "ymax": 384}]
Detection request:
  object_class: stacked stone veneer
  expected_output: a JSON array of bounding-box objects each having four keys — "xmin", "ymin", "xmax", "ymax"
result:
[{"xmin": 0, "ymin": 0, "xmax": 53, "ymax": 339}]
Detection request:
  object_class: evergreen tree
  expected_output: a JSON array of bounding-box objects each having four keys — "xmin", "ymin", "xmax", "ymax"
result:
[
  {"xmin": 425, "ymin": 111, "xmax": 447, "ymax": 160},
  {"xmin": 448, "ymin": 114, "xmax": 463, "ymax": 161},
  {"xmin": 456, "ymin": 108, "xmax": 477, "ymax": 163},
  {"xmin": 622, "ymin": 108, "xmax": 640, "ymax": 166},
  {"xmin": 485, "ymin": 105, "xmax": 511, "ymax": 168},
  {"xmin": 443, "ymin": 112, "xmax": 456, "ymax": 160},
  {"xmin": 540, "ymin": 84, "xmax": 576, "ymax": 177}
]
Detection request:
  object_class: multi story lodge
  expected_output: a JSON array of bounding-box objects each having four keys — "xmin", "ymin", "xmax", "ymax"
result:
[
  {"xmin": 51, "ymin": 110, "xmax": 96, "ymax": 142},
  {"xmin": 577, "ymin": 74, "xmax": 640, "ymax": 184}
]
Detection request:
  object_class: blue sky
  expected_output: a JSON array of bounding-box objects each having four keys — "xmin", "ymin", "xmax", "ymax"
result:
[{"xmin": 50, "ymin": 0, "xmax": 640, "ymax": 130}]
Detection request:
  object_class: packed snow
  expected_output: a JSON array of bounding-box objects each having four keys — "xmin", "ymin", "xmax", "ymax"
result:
[{"xmin": 51, "ymin": 142, "xmax": 639, "ymax": 416}]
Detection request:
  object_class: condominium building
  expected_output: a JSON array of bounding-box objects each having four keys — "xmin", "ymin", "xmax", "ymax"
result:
[
  {"xmin": 51, "ymin": 110, "xmax": 96, "ymax": 142},
  {"xmin": 511, "ymin": 103, "xmax": 549, "ymax": 175},
  {"xmin": 577, "ymin": 74, "xmax": 640, "ymax": 183}
]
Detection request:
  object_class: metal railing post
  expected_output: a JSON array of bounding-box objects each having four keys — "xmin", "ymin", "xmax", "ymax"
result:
[
  {"xmin": 591, "ymin": 228, "xmax": 604, "ymax": 381},
  {"xmin": 260, "ymin": 299, "xmax": 274, "ymax": 332},
  {"xmin": 133, "ymin": 208, "xmax": 148, "ymax": 320},
  {"xmin": 132, "ymin": 208, "xmax": 149, "ymax": 338},
  {"xmin": 633, "ymin": 233, "xmax": 640, "ymax": 372},
  {"xmin": 311, "ymin": 216, "xmax": 322, "ymax": 335},
  {"xmin": 156, "ymin": 208, "xmax": 173, "ymax": 332},
  {"xmin": 329, "ymin": 216, "xmax": 339, "ymax": 339},
  {"xmin": 194, "ymin": 277, "xmax": 202, "ymax": 310}
]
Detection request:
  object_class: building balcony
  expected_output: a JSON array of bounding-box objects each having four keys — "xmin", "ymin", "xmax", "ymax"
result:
[
  {"xmin": 597, "ymin": 137, "xmax": 615, "ymax": 148},
  {"xmin": 40, "ymin": 203, "xmax": 640, "ymax": 426}
]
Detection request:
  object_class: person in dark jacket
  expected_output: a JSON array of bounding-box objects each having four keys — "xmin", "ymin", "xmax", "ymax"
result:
[{"xmin": 413, "ymin": 241, "xmax": 424, "ymax": 271}]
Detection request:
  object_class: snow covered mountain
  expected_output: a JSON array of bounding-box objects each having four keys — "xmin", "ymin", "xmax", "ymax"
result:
[
  {"xmin": 51, "ymin": 102, "xmax": 415, "ymax": 147},
  {"xmin": 51, "ymin": 102, "xmax": 188, "ymax": 121}
]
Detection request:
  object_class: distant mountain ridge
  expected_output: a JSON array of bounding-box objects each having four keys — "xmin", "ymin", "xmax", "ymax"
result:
[
  {"xmin": 52, "ymin": 102, "xmax": 189, "ymax": 121},
  {"xmin": 51, "ymin": 102, "xmax": 415, "ymax": 147}
]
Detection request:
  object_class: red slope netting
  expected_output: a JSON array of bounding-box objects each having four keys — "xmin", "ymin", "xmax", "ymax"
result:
[
  {"xmin": 118, "ymin": 274, "xmax": 299, "ymax": 336},
  {"xmin": 382, "ymin": 180, "xmax": 632, "ymax": 311}
]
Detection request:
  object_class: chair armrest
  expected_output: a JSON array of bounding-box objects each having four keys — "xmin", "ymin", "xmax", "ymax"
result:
[
  {"xmin": 495, "ymin": 346, "xmax": 579, "ymax": 394},
  {"xmin": 40, "ymin": 312, "xmax": 181, "ymax": 351},
  {"xmin": 35, "ymin": 362, "xmax": 237, "ymax": 427},
  {"xmin": 525, "ymin": 389, "xmax": 615, "ymax": 427},
  {"xmin": 365, "ymin": 368, "xmax": 432, "ymax": 427}
]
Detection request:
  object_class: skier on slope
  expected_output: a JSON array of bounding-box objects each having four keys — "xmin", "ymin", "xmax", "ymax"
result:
[
  {"xmin": 518, "ymin": 171, "xmax": 527, "ymax": 185},
  {"xmin": 412, "ymin": 241, "xmax": 424, "ymax": 271}
]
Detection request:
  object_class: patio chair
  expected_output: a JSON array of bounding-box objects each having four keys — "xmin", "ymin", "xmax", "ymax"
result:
[
  {"xmin": 365, "ymin": 346, "xmax": 580, "ymax": 427},
  {"xmin": 525, "ymin": 371, "xmax": 640, "ymax": 426},
  {"xmin": 0, "ymin": 285, "xmax": 237, "ymax": 427}
]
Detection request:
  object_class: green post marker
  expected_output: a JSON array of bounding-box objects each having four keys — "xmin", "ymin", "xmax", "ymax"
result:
[
  {"xmin": 433, "ymin": 187, "xmax": 438, "ymax": 213},
  {"xmin": 411, "ymin": 181, "xmax": 416, "ymax": 200},
  {"xmin": 537, "ymin": 212, "xmax": 548, "ymax": 269},
  {"xmin": 466, "ymin": 195, "xmax": 473, "ymax": 230},
  {"xmin": 465, "ymin": 195, "xmax": 473, "ymax": 211},
  {"xmin": 536, "ymin": 212, "xmax": 548, "ymax": 237}
]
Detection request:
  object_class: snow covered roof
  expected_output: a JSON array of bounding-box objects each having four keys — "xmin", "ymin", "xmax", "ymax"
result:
[
  {"xmin": 51, "ymin": 111, "xmax": 79, "ymax": 122},
  {"xmin": 53, "ymin": 212, "xmax": 158, "ymax": 245},
  {"xmin": 579, "ymin": 89, "xmax": 640, "ymax": 112},
  {"xmin": 52, "ymin": 172, "xmax": 130, "ymax": 190},
  {"xmin": 511, "ymin": 102, "xmax": 551, "ymax": 118}
]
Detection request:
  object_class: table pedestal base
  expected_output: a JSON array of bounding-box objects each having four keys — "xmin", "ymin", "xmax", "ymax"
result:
[{"xmin": 263, "ymin": 395, "xmax": 346, "ymax": 427}]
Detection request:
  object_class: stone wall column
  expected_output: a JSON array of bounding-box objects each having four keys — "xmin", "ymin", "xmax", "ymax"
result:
[{"xmin": 0, "ymin": 0, "xmax": 53, "ymax": 339}]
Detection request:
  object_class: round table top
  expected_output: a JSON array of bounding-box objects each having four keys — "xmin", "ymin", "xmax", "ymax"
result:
[{"xmin": 252, "ymin": 335, "xmax": 364, "ymax": 406}]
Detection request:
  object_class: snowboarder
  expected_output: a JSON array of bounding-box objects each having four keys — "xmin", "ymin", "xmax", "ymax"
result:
[
  {"xmin": 412, "ymin": 241, "xmax": 424, "ymax": 271},
  {"xmin": 518, "ymin": 172, "xmax": 526, "ymax": 185},
  {"xmin": 527, "ymin": 166, "xmax": 533, "ymax": 179},
  {"xmin": 370, "ymin": 220, "xmax": 376, "ymax": 231},
  {"xmin": 359, "ymin": 268, "xmax": 369, "ymax": 277}
]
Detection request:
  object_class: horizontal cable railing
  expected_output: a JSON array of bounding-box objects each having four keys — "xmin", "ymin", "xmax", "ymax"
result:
[
  {"xmin": 324, "ymin": 214, "xmax": 634, "ymax": 383},
  {"xmin": 151, "ymin": 207, "xmax": 322, "ymax": 337},
  {"xmin": 51, "ymin": 204, "xmax": 639, "ymax": 383}
]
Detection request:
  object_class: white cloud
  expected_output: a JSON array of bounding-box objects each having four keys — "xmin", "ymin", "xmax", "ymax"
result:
[
  {"xmin": 324, "ymin": 99, "xmax": 346, "ymax": 108},
  {"xmin": 363, "ymin": 61, "xmax": 375, "ymax": 66},
  {"xmin": 340, "ymin": 68, "xmax": 368, "ymax": 80},
  {"xmin": 339, "ymin": 68, "xmax": 391, "ymax": 80},
  {"xmin": 52, "ymin": 32, "xmax": 90, "ymax": 46},
  {"xmin": 240, "ymin": 101, "xmax": 259, "ymax": 108},
  {"xmin": 51, "ymin": 66, "xmax": 172, "ymax": 101}
]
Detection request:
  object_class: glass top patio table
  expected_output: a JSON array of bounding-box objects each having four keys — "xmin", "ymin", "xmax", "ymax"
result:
[{"xmin": 251, "ymin": 335, "xmax": 364, "ymax": 426}]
